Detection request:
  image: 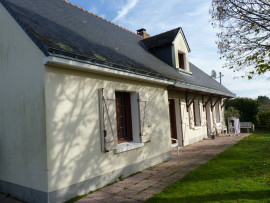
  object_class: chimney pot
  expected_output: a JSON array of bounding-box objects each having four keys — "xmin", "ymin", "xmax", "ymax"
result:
[{"xmin": 137, "ymin": 28, "xmax": 150, "ymax": 39}]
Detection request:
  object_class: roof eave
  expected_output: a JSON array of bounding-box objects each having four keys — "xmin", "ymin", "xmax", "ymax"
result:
[
  {"xmin": 174, "ymin": 81, "xmax": 236, "ymax": 98},
  {"xmin": 43, "ymin": 55, "xmax": 174, "ymax": 86},
  {"xmin": 43, "ymin": 55, "xmax": 235, "ymax": 98}
]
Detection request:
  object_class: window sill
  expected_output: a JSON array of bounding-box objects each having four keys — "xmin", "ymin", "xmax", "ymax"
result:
[
  {"xmin": 177, "ymin": 68, "xmax": 192, "ymax": 75},
  {"xmin": 116, "ymin": 142, "xmax": 144, "ymax": 153}
]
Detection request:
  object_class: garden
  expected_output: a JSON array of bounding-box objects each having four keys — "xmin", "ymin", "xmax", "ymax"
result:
[{"xmin": 147, "ymin": 130, "xmax": 270, "ymax": 202}]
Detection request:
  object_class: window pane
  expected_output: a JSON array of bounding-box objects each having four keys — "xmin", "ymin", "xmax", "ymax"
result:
[
  {"xmin": 120, "ymin": 117, "xmax": 124, "ymax": 126},
  {"xmin": 120, "ymin": 107, "xmax": 125, "ymax": 116},
  {"xmin": 119, "ymin": 94, "xmax": 124, "ymax": 105},
  {"xmin": 178, "ymin": 53, "xmax": 185, "ymax": 69},
  {"xmin": 120, "ymin": 128, "xmax": 125, "ymax": 139},
  {"xmin": 115, "ymin": 92, "xmax": 133, "ymax": 143}
]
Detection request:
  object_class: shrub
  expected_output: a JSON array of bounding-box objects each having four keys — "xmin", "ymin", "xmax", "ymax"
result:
[
  {"xmin": 257, "ymin": 110, "xmax": 270, "ymax": 128},
  {"xmin": 224, "ymin": 107, "xmax": 241, "ymax": 120},
  {"xmin": 225, "ymin": 98, "xmax": 261, "ymax": 124}
]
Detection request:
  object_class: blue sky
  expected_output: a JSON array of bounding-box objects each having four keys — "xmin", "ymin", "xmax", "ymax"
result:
[{"xmin": 68, "ymin": 0, "xmax": 270, "ymax": 98}]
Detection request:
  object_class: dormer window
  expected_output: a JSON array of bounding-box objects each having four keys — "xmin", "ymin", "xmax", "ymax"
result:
[
  {"xmin": 141, "ymin": 27, "xmax": 191, "ymax": 73},
  {"xmin": 178, "ymin": 52, "xmax": 185, "ymax": 70}
]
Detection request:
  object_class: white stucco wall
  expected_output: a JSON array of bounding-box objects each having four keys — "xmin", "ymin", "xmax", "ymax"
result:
[
  {"xmin": 182, "ymin": 94, "xmax": 207, "ymax": 145},
  {"xmin": 168, "ymin": 92, "xmax": 226, "ymax": 146},
  {"xmin": 45, "ymin": 66, "xmax": 172, "ymax": 192},
  {"xmin": 0, "ymin": 4, "xmax": 47, "ymax": 192}
]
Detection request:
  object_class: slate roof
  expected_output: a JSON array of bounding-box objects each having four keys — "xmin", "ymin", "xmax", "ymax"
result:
[{"xmin": 1, "ymin": 0, "xmax": 235, "ymax": 97}]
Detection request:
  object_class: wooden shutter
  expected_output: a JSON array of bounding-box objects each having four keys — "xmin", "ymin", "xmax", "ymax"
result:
[
  {"xmin": 188, "ymin": 104, "xmax": 194, "ymax": 129},
  {"xmin": 212, "ymin": 105, "xmax": 216, "ymax": 124},
  {"xmin": 215, "ymin": 104, "xmax": 220, "ymax": 123},
  {"xmin": 139, "ymin": 92, "xmax": 152, "ymax": 143},
  {"xmin": 198, "ymin": 101, "xmax": 202, "ymax": 126},
  {"xmin": 220, "ymin": 104, "xmax": 224, "ymax": 124},
  {"xmin": 98, "ymin": 88, "xmax": 117, "ymax": 152},
  {"xmin": 200, "ymin": 101, "xmax": 205, "ymax": 126},
  {"xmin": 180, "ymin": 101, "xmax": 187, "ymax": 143},
  {"xmin": 218, "ymin": 104, "xmax": 222, "ymax": 123}
]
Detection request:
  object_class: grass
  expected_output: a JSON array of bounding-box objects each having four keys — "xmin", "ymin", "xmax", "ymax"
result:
[
  {"xmin": 146, "ymin": 130, "xmax": 270, "ymax": 203},
  {"xmin": 64, "ymin": 193, "xmax": 89, "ymax": 203}
]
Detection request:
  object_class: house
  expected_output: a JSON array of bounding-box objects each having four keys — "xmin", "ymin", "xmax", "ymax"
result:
[{"xmin": 0, "ymin": 0, "xmax": 235, "ymax": 202}]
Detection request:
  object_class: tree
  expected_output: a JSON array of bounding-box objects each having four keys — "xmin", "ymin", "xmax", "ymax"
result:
[
  {"xmin": 257, "ymin": 110, "xmax": 270, "ymax": 128},
  {"xmin": 225, "ymin": 97, "xmax": 261, "ymax": 124},
  {"xmin": 257, "ymin": 95, "xmax": 270, "ymax": 103},
  {"xmin": 257, "ymin": 95, "xmax": 270, "ymax": 110},
  {"xmin": 225, "ymin": 106, "xmax": 241, "ymax": 121},
  {"xmin": 210, "ymin": 0, "xmax": 270, "ymax": 79}
]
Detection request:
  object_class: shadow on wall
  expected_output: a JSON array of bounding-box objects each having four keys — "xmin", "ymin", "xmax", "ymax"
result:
[
  {"xmin": 46, "ymin": 68, "xmax": 101, "ymax": 192},
  {"xmin": 46, "ymin": 66, "xmax": 170, "ymax": 196},
  {"xmin": 5, "ymin": 1, "xmax": 172, "ymax": 195}
]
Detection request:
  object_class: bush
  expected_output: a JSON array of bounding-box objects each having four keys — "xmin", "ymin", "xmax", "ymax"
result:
[
  {"xmin": 225, "ymin": 98, "xmax": 261, "ymax": 124},
  {"xmin": 257, "ymin": 110, "xmax": 270, "ymax": 128},
  {"xmin": 224, "ymin": 107, "xmax": 240, "ymax": 120},
  {"xmin": 257, "ymin": 96, "xmax": 270, "ymax": 111}
]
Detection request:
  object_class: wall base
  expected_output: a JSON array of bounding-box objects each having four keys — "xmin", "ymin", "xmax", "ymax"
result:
[
  {"xmin": 0, "ymin": 181, "xmax": 48, "ymax": 203},
  {"xmin": 0, "ymin": 151, "xmax": 171, "ymax": 203},
  {"xmin": 184, "ymin": 134, "xmax": 207, "ymax": 146}
]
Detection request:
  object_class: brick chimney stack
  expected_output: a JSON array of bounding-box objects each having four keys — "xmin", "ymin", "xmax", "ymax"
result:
[{"xmin": 137, "ymin": 28, "xmax": 150, "ymax": 39}]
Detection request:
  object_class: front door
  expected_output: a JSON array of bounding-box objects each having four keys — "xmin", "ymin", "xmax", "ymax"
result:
[{"xmin": 169, "ymin": 99, "xmax": 177, "ymax": 140}]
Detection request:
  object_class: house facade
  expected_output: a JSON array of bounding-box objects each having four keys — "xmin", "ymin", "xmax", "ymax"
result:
[{"xmin": 0, "ymin": 0, "xmax": 235, "ymax": 202}]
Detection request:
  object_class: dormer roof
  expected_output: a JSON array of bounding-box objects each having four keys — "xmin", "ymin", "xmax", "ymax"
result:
[{"xmin": 142, "ymin": 27, "xmax": 191, "ymax": 52}]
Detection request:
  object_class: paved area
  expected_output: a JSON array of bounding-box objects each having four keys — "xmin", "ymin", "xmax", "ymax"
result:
[
  {"xmin": 77, "ymin": 134, "xmax": 249, "ymax": 203},
  {"xmin": 0, "ymin": 134, "xmax": 249, "ymax": 203}
]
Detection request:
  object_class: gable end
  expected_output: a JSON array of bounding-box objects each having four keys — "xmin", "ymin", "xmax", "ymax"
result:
[{"xmin": 0, "ymin": 0, "xmax": 49, "ymax": 56}]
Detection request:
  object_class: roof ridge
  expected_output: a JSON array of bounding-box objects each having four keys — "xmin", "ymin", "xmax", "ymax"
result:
[{"xmin": 62, "ymin": 0, "xmax": 143, "ymax": 38}]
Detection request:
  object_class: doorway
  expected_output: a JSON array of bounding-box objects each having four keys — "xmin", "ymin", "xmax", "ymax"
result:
[{"xmin": 169, "ymin": 99, "xmax": 177, "ymax": 140}]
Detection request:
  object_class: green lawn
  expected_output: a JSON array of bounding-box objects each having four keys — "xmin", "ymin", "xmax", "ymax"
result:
[{"xmin": 146, "ymin": 130, "xmax": 270, "ymax": 203}]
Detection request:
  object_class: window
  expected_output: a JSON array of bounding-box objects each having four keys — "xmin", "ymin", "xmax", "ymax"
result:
[
  {"xmin": 193, "ymin": 100, "xmax": 201, "ymax": 126},
  {"xmin": 178, "ymin": 52, "xmax": 185, "ymax": 69},
  {"xmin": 215, "ymin": 104, "xmax": 220, "ymax": 123},
  {"xmin": 115, "ymin": 92, "xmax": 133, "ymax": 143},
  {"xmin": 99, "ymin": 89, "xmax": 151, "ymax": 153}
]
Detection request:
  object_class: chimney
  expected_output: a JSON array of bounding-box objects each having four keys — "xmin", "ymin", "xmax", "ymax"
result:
[{"xmin": 137, "ymin": 28, "xmax": 150, "ymax": 39}]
